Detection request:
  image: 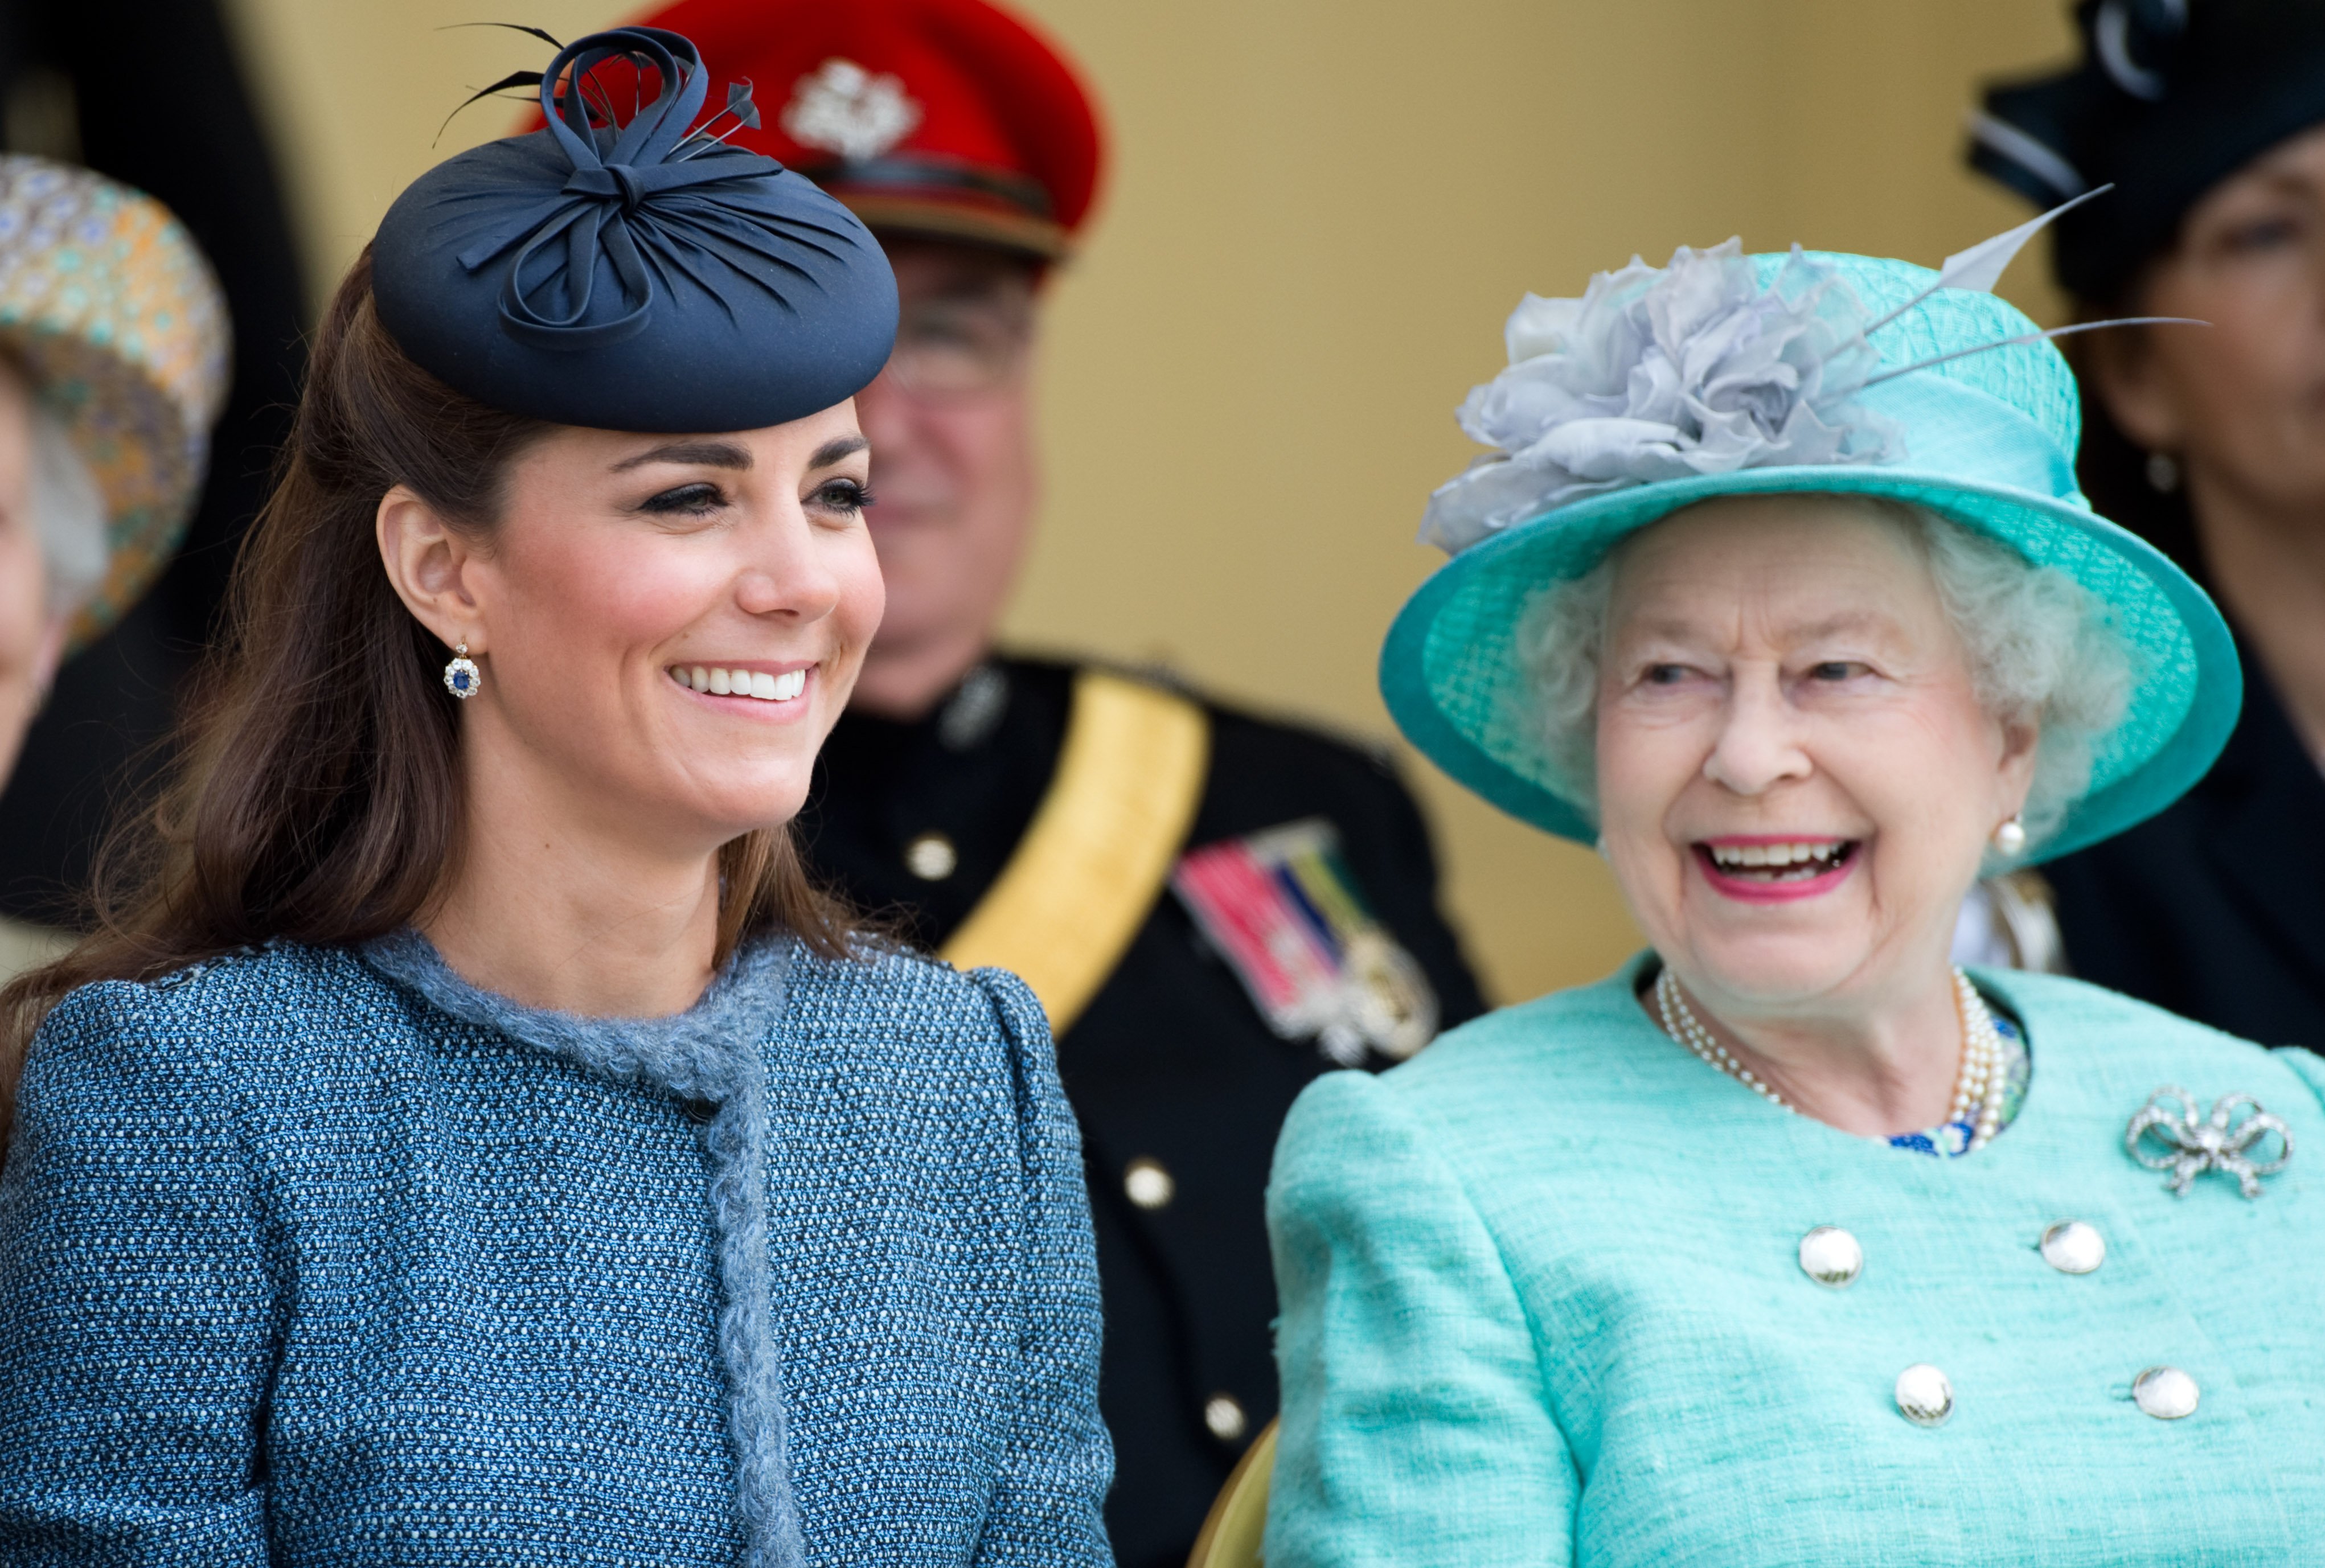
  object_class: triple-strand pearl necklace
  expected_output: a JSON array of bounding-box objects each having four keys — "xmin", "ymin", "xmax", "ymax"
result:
[{"xmin": 1651, "ymin": 966, "xmax": 2010, "ymax": 1153}]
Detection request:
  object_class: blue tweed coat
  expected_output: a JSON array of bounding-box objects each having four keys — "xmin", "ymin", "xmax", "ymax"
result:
[{"xmin": 0, "ymin": 932, "xmax": 1113, "ymax": 1567}]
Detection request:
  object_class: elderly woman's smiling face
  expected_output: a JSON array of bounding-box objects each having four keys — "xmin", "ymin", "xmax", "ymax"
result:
[{"xmin": 1594, "ymin": 494, "xmax": 2038, "ymax": 1016}]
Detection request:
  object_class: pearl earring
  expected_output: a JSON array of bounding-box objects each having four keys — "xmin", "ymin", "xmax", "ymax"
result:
[
  {"xmin": 1992, "ymin": 816, "xmax": 2027, "ymax": 856},
  {"xmin": 2145, "ymin": 451, "xmax": 2180, "ymax": 493},
  {"xmin": 442, "ymin": 642, "xmax": 481, "ymax": 700}
]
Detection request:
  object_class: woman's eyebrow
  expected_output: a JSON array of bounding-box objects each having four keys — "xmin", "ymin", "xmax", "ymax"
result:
[
  {"xmin": 807, "ymin": 434, "xmax": 870, "ymax": 470},
  {"xmin": 609, "ymin": 440, "xmax": 753, "ymax": 473}
]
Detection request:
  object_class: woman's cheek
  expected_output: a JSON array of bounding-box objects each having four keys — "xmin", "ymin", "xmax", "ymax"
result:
[
  {"xmin": 572, "ymin": 542, "xmax": 734, "ymax": 646},
  {"xmin": 834, "ymin": 528, "xmax": 887, "ymax": 651},
  {"xmin": 1593, "ymin": 718, "xmax": 1680, "ymax": 898}
]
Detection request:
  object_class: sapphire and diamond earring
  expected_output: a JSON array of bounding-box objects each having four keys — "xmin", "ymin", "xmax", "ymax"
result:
[{"xmin": 443, "ymin": 643, "xmax": 481, "ymax": 700}]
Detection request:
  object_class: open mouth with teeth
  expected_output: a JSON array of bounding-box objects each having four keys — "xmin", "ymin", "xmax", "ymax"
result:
[
  {"xmin": 669, "ymin": 665, "xmax": 809, "ymax": 703},
  {"xmin": 1695, "ymin": 839, "xmax": 1858, "ymax": 891}
]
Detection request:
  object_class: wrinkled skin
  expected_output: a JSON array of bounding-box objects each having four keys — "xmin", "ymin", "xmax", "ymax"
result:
[{"xmin": 1593, "ymin": 495, "xmax": 2037, "ymax": 1137}]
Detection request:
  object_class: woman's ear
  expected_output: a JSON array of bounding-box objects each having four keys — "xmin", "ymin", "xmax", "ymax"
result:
[
  {"xmin": 2081, "ymin": 323, "xmax": 2185, "ymax": 455},
  {"xmin": 377, "ymin": 485, "xmax": 487, "ymax": 652},
  {"xmin": 1996, "ymin": 714, "xmax": 2041, "ymax": 819}
]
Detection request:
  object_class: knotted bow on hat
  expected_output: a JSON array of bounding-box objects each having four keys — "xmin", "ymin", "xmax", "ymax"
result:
[
  {"xmin": 374, "ymin": 26, "xmax": 896, "ymax": 433},
  {"xmin": 461, "ymin": 30, "xmax": 789, "ymax": 350}
]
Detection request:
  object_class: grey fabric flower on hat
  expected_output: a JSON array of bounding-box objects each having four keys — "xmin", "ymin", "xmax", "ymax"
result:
[{"xmin": 1421, "ymin": 241, "xmax": 1898, "ymax": 554}]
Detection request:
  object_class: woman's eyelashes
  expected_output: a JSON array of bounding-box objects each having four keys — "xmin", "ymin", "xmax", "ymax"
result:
[
  {"xmin": 637, "ymin": 481, "xmax": 727, "ymax": 518},
  {"xmin": 629, "ymin": 475, "xmax": 872, "ymax": 520},
  {"xmin": 808, "ymin": 477, "xmax": 874, "ymax": 516}
]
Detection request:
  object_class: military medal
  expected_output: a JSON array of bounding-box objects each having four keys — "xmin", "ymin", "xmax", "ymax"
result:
[{"xmin": 1172, "ymin": 818, "xmax": 1437, "ymax": 1064}]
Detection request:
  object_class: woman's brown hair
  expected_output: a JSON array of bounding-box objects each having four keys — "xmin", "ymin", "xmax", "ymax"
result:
[{"xmin": 0, "ymin": 248, "xmax": 854, "ymax": 1149}]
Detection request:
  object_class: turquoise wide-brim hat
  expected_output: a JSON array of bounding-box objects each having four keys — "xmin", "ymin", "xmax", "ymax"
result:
[{"xmin": 1380, "ymin": 245, "xmax": 2238, "ymax": 866}]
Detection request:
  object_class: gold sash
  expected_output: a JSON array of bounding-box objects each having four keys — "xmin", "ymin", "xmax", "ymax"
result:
[{"xmin": 941, "ymin": 668, "xmax": 1210, "ymax": 1036}]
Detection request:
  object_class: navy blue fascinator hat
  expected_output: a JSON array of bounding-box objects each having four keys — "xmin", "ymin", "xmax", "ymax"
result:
[
  {"xmin": 1969, "ymin": 0, "xmax": 2325, "ymax": 302},
  {"xmin": 374, "ymin": 27, "xmax": 897, "ymax": 432}
]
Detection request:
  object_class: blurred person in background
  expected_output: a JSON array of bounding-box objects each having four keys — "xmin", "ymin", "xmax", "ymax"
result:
[
  {"xmin": 622, "ymin": 1, "xmax": 1486, "ymax": 1561},
  {"xmin": 0, "ymin": 0, "xmax": 305, "ymax": 936},
  {"xmin": 0, "ymin": 155, "xmax": 228, "ymax": 976},
  {"xmin": 1969, "ymin": 0, "xmax": 2325, "ymax": 1041}
]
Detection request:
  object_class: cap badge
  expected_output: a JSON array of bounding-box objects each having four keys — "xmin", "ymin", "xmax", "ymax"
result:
[{"xmin": 782, "ymin": 58, "xmax": 921, "ymax": 163}]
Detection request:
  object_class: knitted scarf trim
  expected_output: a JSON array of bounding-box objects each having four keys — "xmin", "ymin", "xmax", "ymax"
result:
[{"xmin": 359, "ymin": 929, "xmax": 806, "ymax": 1568}]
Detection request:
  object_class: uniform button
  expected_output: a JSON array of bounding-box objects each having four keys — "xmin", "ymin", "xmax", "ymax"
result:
[
  {"xmin": 1798, "ymin": 1225, "xmax": 1863, "ymax": 1288},
  {"xmin": 1204, "ymin": 1393, "xmax": 1248, "ymax": 1443},
  {"xmin": 1894, "ymin": 1364, "xmax": 1953, "ymax": 1428},
  {"xmin": 904, "ymin": 832, "xmax": 958, "ymax": 881},
  {"xmin": 1123, "ymin": 1157, "xmax": 1175, "ymax": 1210},
  {"xmin": 2133, "ymin": 1366, "xmax": 2199, "ymax": 1420},
  {"xmin": 2039, "ymin": 1219, "xmax": 2106, "ymax": 1275}
]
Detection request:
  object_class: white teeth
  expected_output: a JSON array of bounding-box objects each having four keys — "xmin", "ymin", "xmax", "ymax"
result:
[
  {"xmin": 671, "ymin": 666, "xmax": 811, "ymax": 703},
  {"xmin": 1708, "ymin": 840, "xmax": 1846, "ymax": 873}
]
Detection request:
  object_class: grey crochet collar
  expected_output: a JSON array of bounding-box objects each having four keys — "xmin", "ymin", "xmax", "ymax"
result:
[{"xmin": 360, "ymin": 928, "xmax": 805, "ymax": 1568}]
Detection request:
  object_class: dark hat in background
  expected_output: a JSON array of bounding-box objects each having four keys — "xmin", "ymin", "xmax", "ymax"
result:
[
  {"xmin": 1969, "ymin": 0, "xmax": 2325, "ymax": 302},
  {"xmin": 375, "ymin": 27, "xmax": 897, "ymax": 433},
  {"xmin": 620, "ymin": 0, "xmax": 1104, "ymax": 261}
]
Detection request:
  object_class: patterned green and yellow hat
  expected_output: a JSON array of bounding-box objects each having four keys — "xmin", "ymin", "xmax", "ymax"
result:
[{"xmin": 0, "ymin": 155, "xmax": 230, "ymax": 651}]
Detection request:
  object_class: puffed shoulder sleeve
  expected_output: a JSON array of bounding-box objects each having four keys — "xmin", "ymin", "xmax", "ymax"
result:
[
  {"xmin": 0, "ymin": 983, "xmax": 274, "ymax": 1565},
  {"xmin": 1266, "ymin": 1070, "xmax": 1576, "ymax": 1568},
  {"xmin": 963, "ymin": 968, "xmax": 1113, "ymax": 1567}
]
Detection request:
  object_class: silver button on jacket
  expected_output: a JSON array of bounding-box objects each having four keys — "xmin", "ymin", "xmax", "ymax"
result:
[
  {"xmin": 2040, "ymin": 1219, "xmax": 2106, "ymax": 1275},
  {"xmin": 1895, "ymin": 1364, "xmax": 1954, "ymax": 1428},
  {"xmin": 2134, "ymin": 1366, "xmax": 2200, "ymax": 1421},
  {"xmin": 1798, "ymin": 1225, "xmax": 1863, "ymax": 1288}
]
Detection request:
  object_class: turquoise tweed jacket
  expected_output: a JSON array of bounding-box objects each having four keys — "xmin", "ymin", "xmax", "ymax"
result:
[
  {"xmin": 0, "ymin": 934, "xmax": 1111, "ymax": 1567},
  {"xmin": 1266, "ymin": 959, "xmax": 2325, "ymax": 1566}
]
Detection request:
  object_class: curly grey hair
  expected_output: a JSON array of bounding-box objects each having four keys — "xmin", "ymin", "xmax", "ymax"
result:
[{"xmin": 1516, "ymin": 498, "xmax": 2138, "ymax": 860}]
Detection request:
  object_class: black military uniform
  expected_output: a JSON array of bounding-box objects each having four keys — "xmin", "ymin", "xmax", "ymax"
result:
[{"xmin": 799, "ymin": 655, "xmax": 1486, "ymax": 1568}]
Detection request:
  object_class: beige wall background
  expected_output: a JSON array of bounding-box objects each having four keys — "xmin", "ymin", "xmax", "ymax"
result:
[{"xmin": 221, "ymin": 0, "xmax": 2077, "ymax": 1005}]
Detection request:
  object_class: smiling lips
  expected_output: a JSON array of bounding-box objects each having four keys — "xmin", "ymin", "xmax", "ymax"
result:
[
  {"xmin": 1694, "ymin": 838, "xmax": 1858, "ymax": 903},
  {"xmin": 670, "ymin": 665, "xmax": 809, "ymax": 703}
]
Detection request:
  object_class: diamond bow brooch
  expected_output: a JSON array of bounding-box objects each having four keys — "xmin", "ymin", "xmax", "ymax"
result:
[{"xmin": 2125, "ymin": 1086, "xmax": 2293, "ymax": 1200}]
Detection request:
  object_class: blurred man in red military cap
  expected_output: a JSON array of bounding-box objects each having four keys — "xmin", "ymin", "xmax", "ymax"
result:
[{"xmin": 620, "ymin": 3, "xmax": 1486, "ymax": 1561}]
